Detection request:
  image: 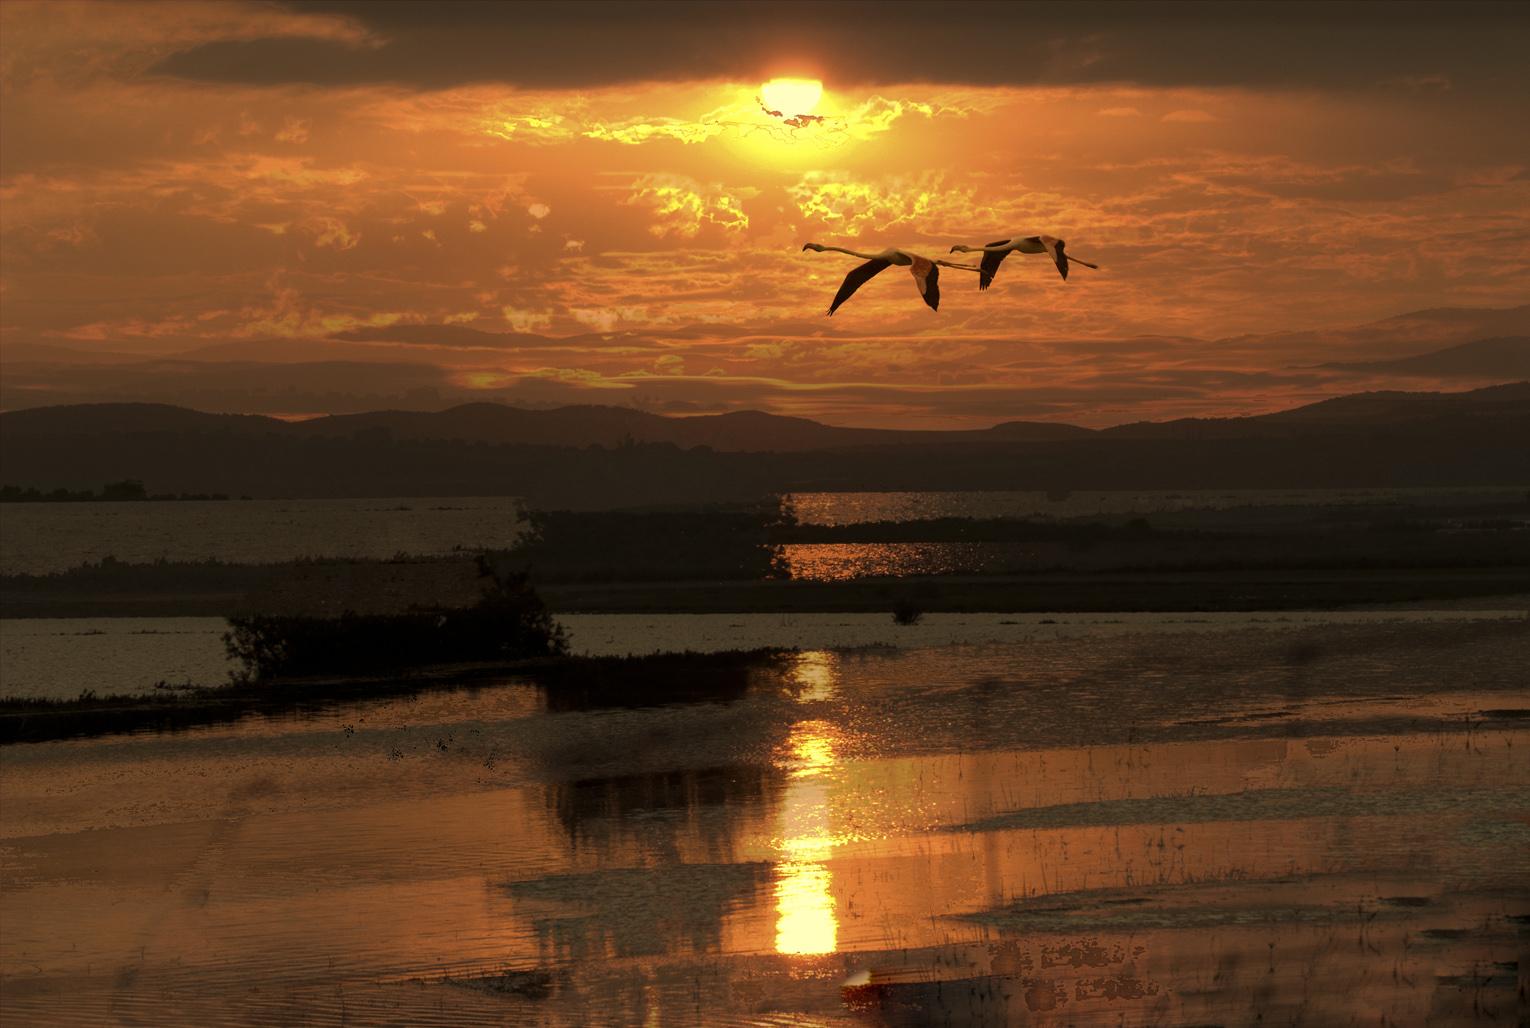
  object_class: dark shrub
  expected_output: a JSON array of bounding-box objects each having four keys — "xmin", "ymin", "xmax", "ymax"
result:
[
  {"xmin": 224, "ymin": 560, "xmax": 566, "ymax": 680},
  {"xmin": 100, "ymin": 479, "xmax": 148, "ymax": 501},
  {"xmin": 891, "ymin": 599, "xmax": 923, "ymax": 625}
]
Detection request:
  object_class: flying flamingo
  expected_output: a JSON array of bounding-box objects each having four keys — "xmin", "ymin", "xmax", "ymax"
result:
[
  {"xmin": 947, "ymin": 235, "xmax": 1100, "ymax": 289},
  {"xmin": 801, "ymin": 244, "xmax": 980, "ymax": 315}
]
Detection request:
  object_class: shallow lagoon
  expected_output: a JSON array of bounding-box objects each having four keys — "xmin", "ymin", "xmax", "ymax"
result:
[
  {"xmin": 6, "ymin": 487, "xmax": 1522, "ymax": 576},
  {"xmin": 3, "ymin": 618, "xmax": 1527, "ymax": 1025},
  {"xmin": 3, "ymin": 609, "xmax": 1526, "ymax": 700},
  {"xmin": 0, "ymin": 497, "xmax": 529, "ymax": 576}
]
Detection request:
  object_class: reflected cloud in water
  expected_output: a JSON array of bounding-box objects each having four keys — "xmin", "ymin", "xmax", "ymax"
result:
[{"xmin": 550, "ymin": 765, "xmax": 776, "ymax": 864}]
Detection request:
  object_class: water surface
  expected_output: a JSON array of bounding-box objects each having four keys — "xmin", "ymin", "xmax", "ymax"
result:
[
  {"xmin": 3, "ymin": 619, "xmax": 1527, "ymax": 1025},
  {"xmin": 3, "ymin": 609, "xmax": 1525, "ymax": 700},
  {"xmin": 787, "ymin": 487, "xmax": 1527, "ymax": 525},
  {"xmin": 0, "ymin": 497, "xmax": 527, "ymax": 575},
  {"xmin": 7, "ymin": 487, "xmax": 1523, "ymax": 576}
]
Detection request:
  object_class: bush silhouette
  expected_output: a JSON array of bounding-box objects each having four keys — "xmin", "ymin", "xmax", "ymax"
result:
[
  {"xmin": 224, "ymin": 559, "xmax": 566, "ymax": 680},
  {"xmin": 892, "ymin": 599, "xmax": 924, "ymax": 625}
]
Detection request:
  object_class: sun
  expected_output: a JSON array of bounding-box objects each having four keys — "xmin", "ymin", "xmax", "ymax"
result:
[
  {"xmin": 726, "ymin": 77, "xmax": 842, "ymax": 167},
  {"xmin": 760, "ymin": 78, "xmax": 823, "ymax": 117}
]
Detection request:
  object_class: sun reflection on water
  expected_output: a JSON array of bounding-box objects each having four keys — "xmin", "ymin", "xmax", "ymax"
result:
[
  {"xmin": 789, "ymin": 650, "xmax": 837, "ymax": 704},
  {"xmin": 773, "ymin": 855, "xmax": 836, "ymax": 956},
  {"xmin": 773, "ymin": 715, "xmax": 843, "ymax": 955}
]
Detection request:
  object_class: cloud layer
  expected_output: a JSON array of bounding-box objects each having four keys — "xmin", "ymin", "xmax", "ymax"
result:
[
  {"xmin": 149, "ymin": 2, "xmax": 1530, "ymax": 93},
  {"xmin": 1, "ymin": 1, "xmax": 1528, "ymax": 427}
]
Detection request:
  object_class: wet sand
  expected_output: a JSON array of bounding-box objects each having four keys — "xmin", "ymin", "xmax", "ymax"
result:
[{"xmin": 2, "ymin": 618, "xmax": 1527, "ymax": 1024}]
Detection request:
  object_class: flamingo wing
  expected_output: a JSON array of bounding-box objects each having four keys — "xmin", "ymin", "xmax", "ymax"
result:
[
  {"xmin": 827, "ymin": 258, "xmax": 892, "ymax": 315},
  {"xmin": 909, "ymin": 256, "xmax": 940, "ymax": 311},
  {"xmin": 1042, "ymin": 238, "xmax": 1069, "ymax": 280},
  {"xmin": 978, "ymin": 239, "xmax": 1012, "ymax": 290}
]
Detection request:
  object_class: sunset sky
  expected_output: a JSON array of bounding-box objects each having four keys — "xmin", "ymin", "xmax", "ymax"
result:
[{"xmin": 2, "ymin": 1, "xmax": 1527, "ymax": 427}]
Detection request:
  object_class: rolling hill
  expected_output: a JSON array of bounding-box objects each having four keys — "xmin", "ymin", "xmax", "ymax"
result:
[{"xmin": 3, "ymin": 384, "xmax": 1526, "ymax": 503}]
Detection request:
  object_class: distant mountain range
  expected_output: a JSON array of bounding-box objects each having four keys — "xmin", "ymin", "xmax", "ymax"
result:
[
  {"xmin": 1314, "ymin": 336, "xmax": 1530, "ymax": 379},
  {"xmin": 294, "ymin": 404, "xmax": 1096, "ymax": 450},
  {"xmin": 0, "ymin": 399, "xmax": 1094, "ymax": 450},
  {"xmin": 3, "ymin": 384, "xmax": 1526, "ymax": 503},
  {"xmin": 6, "ymin": 381, "xmax": 1525, "ymax": 447},
  {"xmin": 3, "ymin": 305, "xmax": 1527, "ymax": 427},
  {"xmin": 1105, "ymin": 379, "xmax": 1530, "ymax": 438}
]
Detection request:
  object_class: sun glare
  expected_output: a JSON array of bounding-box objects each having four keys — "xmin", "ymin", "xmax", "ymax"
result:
[
  {"xmin": 760, "ymin": 78, "xmax": 822, "ymax": 117},
  {"xmin": 773, "ymin": 719, "xmax": 842, "ymax": 956}
]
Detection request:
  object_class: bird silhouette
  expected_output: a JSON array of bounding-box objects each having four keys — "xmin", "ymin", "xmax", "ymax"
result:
[
  {"xmin": 948, "ymin": 235, "xmax": 1099, "ymax": 288},
  {"xmin": 802, "ymin": 244, "xmax": 980, "ymax": 315}
]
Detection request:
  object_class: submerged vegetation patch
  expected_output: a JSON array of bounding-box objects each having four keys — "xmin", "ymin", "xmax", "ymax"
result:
[{"xmin": 505, "ymin": 501, "xmax": 792, "ymax": 583}]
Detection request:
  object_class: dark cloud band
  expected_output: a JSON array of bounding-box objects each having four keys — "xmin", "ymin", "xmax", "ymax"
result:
[{"xmin": 152, "ymin": 1, "xmax": 1529, "ymax": 91}]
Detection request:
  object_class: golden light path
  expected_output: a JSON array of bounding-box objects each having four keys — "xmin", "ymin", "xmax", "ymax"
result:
[{"xmin": 773, "ymin": 651, "xmax": 842, "ymax": 956}]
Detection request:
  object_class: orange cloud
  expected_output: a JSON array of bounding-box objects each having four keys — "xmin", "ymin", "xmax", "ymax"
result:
[
  {"xmin": 789, "ymin": 172, "xmax": 967, "ymax": 236},
  {"xmin": 1162, "ymin": 109, "xmax": 1218, "ymax": 123},
  {"xmin": 1, "ymin": 4, "xmax": 1527, "ymax": 427},
  {"xmin": 624, "ymin": 175, "xmax": 749, "ymax": 238}
]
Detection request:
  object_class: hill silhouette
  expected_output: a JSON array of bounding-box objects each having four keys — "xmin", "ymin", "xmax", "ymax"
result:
[
  {"xmin": 1315, "ymin": 336, "xmax": 1530, "ymax": 379},
  {"xmin": 298, "ymin": 403, "xmax": 1093, "ymax": 450},
  {"xmin": 1103, "ymin": 381, "xmax": 1530, "ymax": 438},
  {"xmin": 3, "ymin": 384, "xmax": 1526, "ymax": 505},
  {"xmin": 0, "ymin": 399, "xmax": 1092, "ymax": 450}
]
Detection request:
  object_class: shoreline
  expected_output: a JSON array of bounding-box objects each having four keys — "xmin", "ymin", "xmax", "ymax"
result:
[
  {"xmin": 5, "ymin": 611, "xmax": 1527, "ymax": 744},
  {"xmin": 4, "ymin": 567, "xmax": 1528, "ymax": 618},
  {"xmin": 0, "ymin": 649, "xmax": 789, "ymax": 745}
]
